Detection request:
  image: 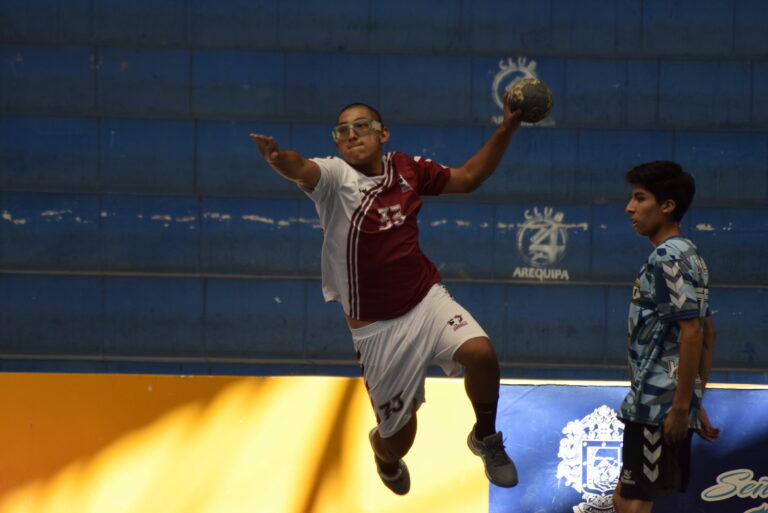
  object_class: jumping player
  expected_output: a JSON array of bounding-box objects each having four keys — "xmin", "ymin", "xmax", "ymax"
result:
[
  {"xmin": 250, "ymin": 98, "xmax": 521, "ymax": 495},
  {"xmin": 613, "ymin": 161, "xmax": 720, "ymax": 512}
]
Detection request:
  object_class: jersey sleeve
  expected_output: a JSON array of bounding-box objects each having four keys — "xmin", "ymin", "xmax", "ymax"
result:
[
  {"xmin": 651, "ymin": 249, "xmax": 704, "ymax": 324},
  {"xmin": 305, "ymin": 156, "xmax": 343, "ymax": 202},
  {"xmin": 408, "ymin": 154, "xmax": 451, "ymax": 196}
]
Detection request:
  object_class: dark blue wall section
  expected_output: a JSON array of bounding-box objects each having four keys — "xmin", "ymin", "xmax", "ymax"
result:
[
  {"xmin": 196, "ymin": 121, "xmax": 299, "ymax": 198},
  {"xmin": 674, "ymin": 131, "xmax": 767, "ymax": 206},
  {"xmin": 100, "ymin": 195, "xmax": 200, "ymax": 272},
  {"xmin": 642, "ymin": 1, "xmax": 734, "ymax": 56},
  {"xmin": 734, "ymin": 0, "xmax": 768, "ymax": 54},
  {"xmin": 205, "ymin": 278, "xmax": 307, "ymax": 360},
  {"xmin": 550, "ymin": 0, "xmax": 641, "ymax": 55},
  {"xmin": 97, "ymin": 47, "xmax": 189, "ymax": 117},
  {"xmin": 192, "ymin": 50, "xmax": 284, "ymax": 119},
  {"xmin": 0, "ymin": 274, "xmax": 103, "ymax": 356},
  {"xmin": 0, "ymin": 192, "xmax": 100, "ymax": 270},
  {"xmin": 102, "ymin": 276, "xmax": 204, "ymax": 359},
  {"xmin": 100, "ymin": 118, "xmax": 195, "ymax": 194},
  {"xmin": 1, "ymin": 1, "xmax": 767, "ymax": 381},
  {"xmin": 0, "ymin": 0, "xmax": 92, "ymax": 43},
  {"xmin": 0, "ymin": 45, "xmax": 94, "ymax": 114},
  {"xmin": 369, "ymin": 1, "xmax": 464, "ymax": 54},
  {"xmin": 277, "ymin": 0, "xmax": 369, "ymax": 52},
  {"xmin": 659, "ymin": 60, "xmax": 752, "ymax": 128},
  {"xmin": 379, "ymin": 55, "xmax": 473, "ymax": 123},
  {"xmin": 188, "ymin": 0, "xmax": 279, "ymax": 49},
  {"xmin": 200, "ymin": 198, "xmax": 302, "ymax": 275},
  {"xmin": 285, "ymin": 53, "xmax": 379, "ymax": 121},
  {"xmin": 0, "ymin": 116, "xmax": 98, "ymax": 191},
  {"xmin": 93, "ymin": 0, "xmax": 187, "ymax": 47}
]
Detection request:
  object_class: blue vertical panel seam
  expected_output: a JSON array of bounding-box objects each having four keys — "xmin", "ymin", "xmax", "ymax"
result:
[
  {"xmin": 183, "ymin": 0, "xmax": 191, "ymax": 48},
  {"xmin": 281, "ymin": 52, "xmax": 288, "ymax": 120},
  {"xmin": 98, "ymin": 275, "xmax": 106, "ymax": 361},
  {"xmin": 96, "ymin": 118, "xmax": 104, "ymax": 272},
  {"xmin": 588, "ymin": 204, "xmax": 595, "ymax": 282},
  {"xmin": 187, "ymin": 47, "xmax": 193, "ymax": 117},
  {"xmin": 623, "ymin": 60, "xmax": 629, "ymax": 128},
  {"xmin": 193, "ymin": 120, "xmax": 199, "ymax": 195},
  {"xmin": 601, "ymin": 283, "xmax": 609, "ymax": 364},
  {"xmin": 201, "ymin": 276, "xmax": 210, "ymax": 363},
  {"xmin": 92, "ymin": 45, "xmax": 99, "ymax": 114},
  {"xmin": 366, "ymin": 0, "xmax": 372, "ymax": 50},
  {"xmin": 654, "ymin": 58, "xmax": 660, "ymax": 127},
  {"xmin": 491, "ymin": 201, "xmax": 498, "ymax": 280},
  {"xmin": 87, "ymin": 0, "xmax": 95, "ymax": 44},
  {"xmin": 301, "ymin": 279, "xmax": 309, "ymax": 360},
  {"xmin": 195, "ymin": 193, "xmax": 202, "ymax": 275},
  {"xmin": 750, "ymin": 60, "xmax": 756, "ymax": 127}
]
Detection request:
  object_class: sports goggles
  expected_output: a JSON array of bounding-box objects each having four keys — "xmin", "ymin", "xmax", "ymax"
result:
[{"xmin": 331, "ymin": 118, "xmax": 382, "ymax": 142}]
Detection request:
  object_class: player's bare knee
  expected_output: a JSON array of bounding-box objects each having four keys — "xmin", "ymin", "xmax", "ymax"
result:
[{"xmin": 456, "ymin": 337, "xmax": 497, "ymax": 367}]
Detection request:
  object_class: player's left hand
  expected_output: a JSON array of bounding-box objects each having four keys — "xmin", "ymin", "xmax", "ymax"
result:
[
  {"xmin": 662, "ymin": 408, "xmax": 689, "ymax": 445},
  {"xmin": 695, "ymin": 407, "xmax": 721, "ymax": 442}
]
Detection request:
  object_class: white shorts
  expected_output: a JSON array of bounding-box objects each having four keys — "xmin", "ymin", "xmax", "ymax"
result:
[{"xmin": 350, "ymin": 283, "xmax": 488, "ymax": 438}]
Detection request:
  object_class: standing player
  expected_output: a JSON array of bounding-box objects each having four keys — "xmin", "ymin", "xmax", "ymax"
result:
[
  {"xmin": 613, "ymin": 161, "xmax": 720, "ymax": 512},
  {"xmin": 250, "ymin": 98, "xmax": 521, "ymax": 495}
]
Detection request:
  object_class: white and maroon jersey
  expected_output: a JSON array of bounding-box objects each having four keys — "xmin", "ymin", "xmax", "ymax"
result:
[{"xmin": 304, "ymin": 151, "xmax": 451, "ymax": 321}]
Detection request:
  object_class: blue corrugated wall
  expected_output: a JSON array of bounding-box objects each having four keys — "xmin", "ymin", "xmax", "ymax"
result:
[{"xmin": 1, "ymin": 0, "xmax": 766, "ymax": 381}]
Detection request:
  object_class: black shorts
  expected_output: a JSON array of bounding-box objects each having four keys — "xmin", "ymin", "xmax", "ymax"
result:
[{"xmin": 619, "ymin": 421, "xmax": 692, "ymax": 501}]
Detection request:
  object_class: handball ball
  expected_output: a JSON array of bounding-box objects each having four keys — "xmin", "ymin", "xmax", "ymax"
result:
[{"xmin": 506, "ymin": 78, "xmax": 553, "ymax": 123}]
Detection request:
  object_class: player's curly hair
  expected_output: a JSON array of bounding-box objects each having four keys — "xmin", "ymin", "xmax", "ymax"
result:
[{"xmin": 625, "ymin": 161, "xmax": 696, "ymax": 222}]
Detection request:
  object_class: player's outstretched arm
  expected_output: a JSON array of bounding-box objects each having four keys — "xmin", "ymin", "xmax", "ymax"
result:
[
  {"xmin": 442, "ymin": 93, "xmax": 522, "ymax": 194},
  {"xmin": 249, "ymin": 133, "xmax": 320, "ymax": 190}
]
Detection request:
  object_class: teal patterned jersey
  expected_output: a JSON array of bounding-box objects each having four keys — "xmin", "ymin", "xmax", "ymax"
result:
[{"xmin": 618, "ymin": 236, "xmax": 710, "ymax": 428}]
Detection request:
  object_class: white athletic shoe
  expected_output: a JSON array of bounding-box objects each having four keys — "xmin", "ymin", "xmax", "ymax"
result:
[
  {"xmin": 369, "ymin": 428, "xmax": 410, "ymax": 495},
  {"xmin": 467, "ymin": 428, "xmax": 519, "ymax": 488}
]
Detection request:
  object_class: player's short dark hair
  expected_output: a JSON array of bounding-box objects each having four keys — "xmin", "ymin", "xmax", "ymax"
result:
[
  {"xmin": 625, "ymin": 161, "xmax": 696, "ymax": 222},
  {"xmin": 337, "ymin": 103, "xmax": 383, "ymax": 126}
]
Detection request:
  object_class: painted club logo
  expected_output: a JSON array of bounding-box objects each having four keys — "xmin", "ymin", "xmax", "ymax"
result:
[
  {"xmin": 511, "ymin": 207, "xmax": 587, "ymax": 281},
  {"xmin": 556, "ymin": 405, "xmax": 624, "ymax": 513},
  {"xmin": 517, "ymin": 207, "xmax": 568, "ymax": 267},
  {"xmin": 491, "ymin": 57, "xmax": 554, "ymax": 126}
]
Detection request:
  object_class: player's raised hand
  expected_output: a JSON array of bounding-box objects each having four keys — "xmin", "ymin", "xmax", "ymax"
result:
[
  {"xmin": 501, "ymin": 89, "xmax": 522, "ymax": 129},
  {"xmin": 249, "ymin": 133, "xmax": 280, "ymax": 162}
]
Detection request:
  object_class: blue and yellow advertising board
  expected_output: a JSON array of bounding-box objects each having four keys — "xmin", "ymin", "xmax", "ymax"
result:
[{"xmin": 0, "ymin": 374, "xmax": 764, "ymax": 513}]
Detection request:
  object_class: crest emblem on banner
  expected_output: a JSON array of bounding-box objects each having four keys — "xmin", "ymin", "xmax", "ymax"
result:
[{"xmin": 556, "ymin": 405, "xmax": 624, "ymax": 513}]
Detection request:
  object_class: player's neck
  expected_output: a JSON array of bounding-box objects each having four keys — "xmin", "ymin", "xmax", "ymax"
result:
[
  {"xmin": 351, "ymin": 156, "xmax": 384, "ymax": 177},
  {"xmin": 649, "ymin": 223, "xmax": 682, "ymax": 247}
]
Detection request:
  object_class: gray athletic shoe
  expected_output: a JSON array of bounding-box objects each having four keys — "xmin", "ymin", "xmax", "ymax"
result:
[
  {"xmin": 369, "ymin": 428, "xmax": 410, "ymax": 495},
  {"xmin": 467, "ymin": 429, "xmax": 519, "ymax": 487}
]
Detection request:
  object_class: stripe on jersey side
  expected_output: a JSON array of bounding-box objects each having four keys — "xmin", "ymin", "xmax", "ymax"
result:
[{"xmin": 346, "ymin": 154, "xmax": 395, "ymax": 318}]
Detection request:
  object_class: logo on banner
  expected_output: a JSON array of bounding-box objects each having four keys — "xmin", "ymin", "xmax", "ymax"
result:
[
  {"xmin": 491, "ymin": 57, "xmax": 554, "ymax": 126},
  {"xmin": 556, "ymin": 405, "xmax": 624, "ymax": 513},
  {"xmin": 511, "ymin": 207, "xmax": 587, "ymax": 281},
  {"xmin": 701, "ymin": 468, "xmax": 768, "ymax": 513}
]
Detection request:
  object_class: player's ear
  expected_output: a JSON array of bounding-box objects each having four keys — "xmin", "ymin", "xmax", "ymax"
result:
[
  {"xmin": 661, "ymin": 198, "xmax": 676, "ymax": 215},
  {"xmin": 379, "ymin": 127, "xmax": 390, "ymax": 143}
]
